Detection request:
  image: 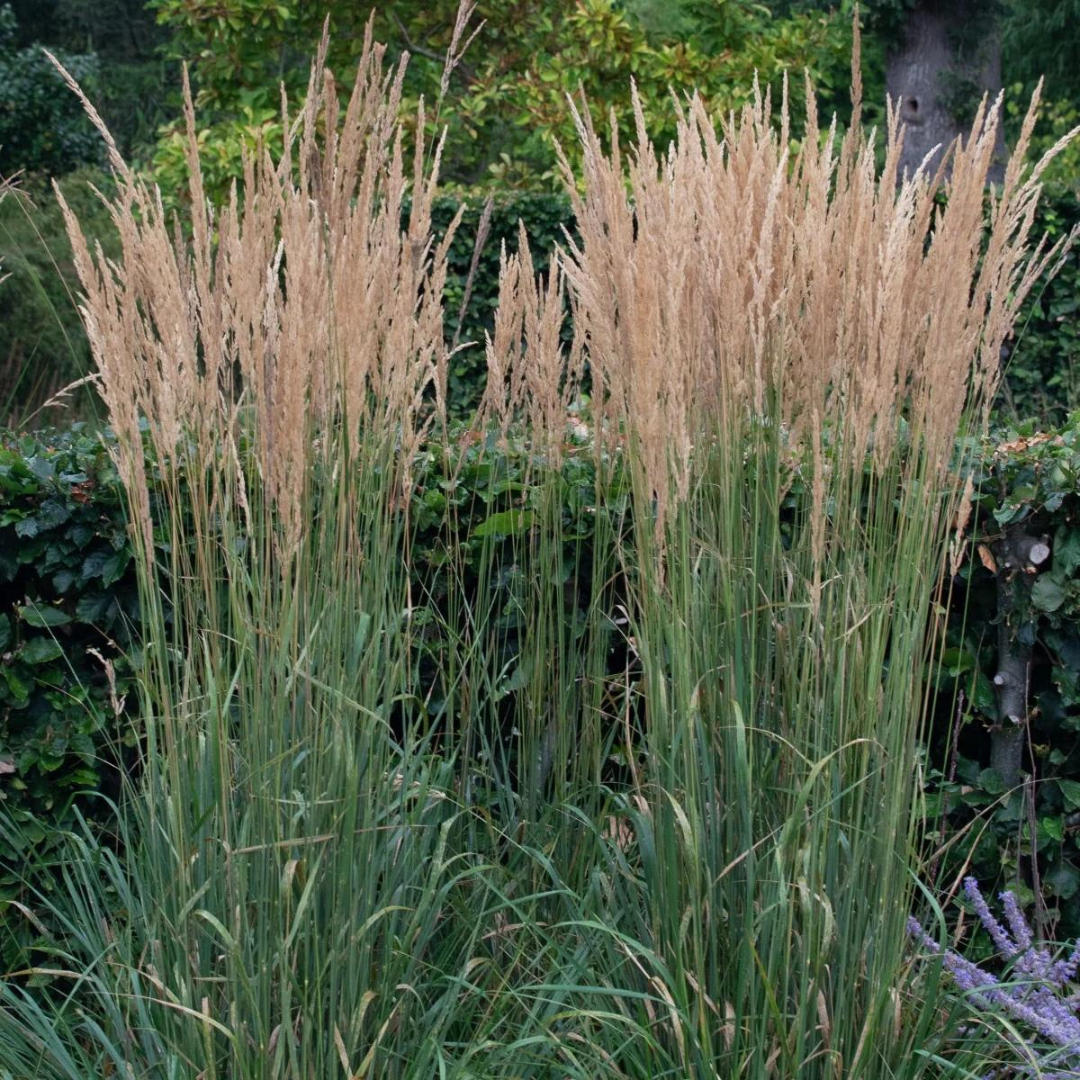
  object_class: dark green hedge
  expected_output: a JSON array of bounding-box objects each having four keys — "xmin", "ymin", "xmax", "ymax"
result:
[
  {"xmin": 0, "ymin": 426, "xmax": 139, "ymax": 854},
  {"xmin": 0, "ymin": 425, "xmax": 141, "ymax": 970}
]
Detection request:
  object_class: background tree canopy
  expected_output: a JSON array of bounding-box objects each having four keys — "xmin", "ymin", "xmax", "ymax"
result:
[
  {"xmin": 0, "ymin": 4, "xmax": 102, "ymax": 177},
  {"xmin": 143, "ymin": 0, "xmax": 852, "ymax": 199},
  {"xmin": 2, "ymin": 0, "xmax": 1079, "ymax": 193}
]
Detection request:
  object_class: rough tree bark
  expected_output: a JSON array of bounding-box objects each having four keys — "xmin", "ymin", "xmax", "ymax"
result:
[{"xmin": 885, "ymin": 0, "xmax": 1007, "ymax": 183}]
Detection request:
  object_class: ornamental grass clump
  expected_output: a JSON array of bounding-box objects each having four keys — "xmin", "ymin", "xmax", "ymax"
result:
[
  {"xmin": 484, "ymin": 42, "xmax": 1077, "ymax": 1078},
  {"xmin": 0, "ymin": 24, "xmax": 532, "ymax": 1080},
  {"xmin": 1, "ymin": 11, "xmax": 1078, "ymax": 1080}
]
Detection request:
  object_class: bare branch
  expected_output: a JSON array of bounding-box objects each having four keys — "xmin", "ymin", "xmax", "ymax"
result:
[{"xmin": 390, "ymin": 11, "xmax": 478, "ymax": 87}]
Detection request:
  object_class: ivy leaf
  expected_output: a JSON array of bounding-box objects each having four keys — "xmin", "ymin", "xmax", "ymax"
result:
[
  {"xmin": 18, "ymin": 604, "xmax": 71, "ymax": 629},
  {"xmin": 34, "ymin": 498, "xmax": 70, "ymax": 531},
  {"xmin": 972, "ymin": 672, "xmax": 998, "ymax": 716},
  {"xmin": 1031, "ymin": 575, "xmax": 1066, "ymax": 613},
  {"xmin": 100, "ymin": 550, "xmax": 130, "ymax": 588},
  {"xmin": 76, "ymin": 592, "xmax": 116, "ymax": 625},
  {"xmin": 81, "ymin": 548, "xmax": 130, "ymax": 587},
  {"xmin": 978, "ymin": 767, "xmax": 1007, "ymax": 796},
  {"xmin": 52, "ymin": 569, "xmax": 76, "ymax": 593},
  {"xmin": 1045, "ymin": 861, "xmax": 1079, "ymax": 901},
  {"xmin": 1053, "ymin": 526, "xmax": 1080, "ymax": 575},
  {"xmin": 1041, "ymin": 815, "xmax": 1065, "ymax": 842},
  {"xmin": 472, "ymin": 509, "xmax": 535, "ymax": 539},
  {"xmin": 21, "ymin": 637, "xmax": 63, "ymax": 665},
  {"xmin": 3, "ymin": 668, "xmax": 30, "ymax": 704},
  {"xmin": 0, "ymin": 613, "xmax": 10, "ymax": 652},
  {"xmin": 1059, "ymin": 778, "xmax": 1080, "ymax": 810},
  {"xmin": 25, "ymin": 456, "xmax": 55, "ymax": 482},
  {"xmin": 81, "ymin": 549, "xmax": 112, "ymax": 581}
]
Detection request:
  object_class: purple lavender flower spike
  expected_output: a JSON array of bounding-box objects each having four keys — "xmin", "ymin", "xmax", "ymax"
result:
[
  {"xmin": 908, "ymin": 883, "xmax": 1080, "ymax": 1078},
  {"xmin": 1054, "ymin": 942, "xmax": 1080, "ymax": 988},
  {"xmin": 964, "ymin": 876, "xmax": 1017, "ymax": 958},
  {"xmin": 1000, "ymin": 889, "xmax": 1034, "ymax": 953}
]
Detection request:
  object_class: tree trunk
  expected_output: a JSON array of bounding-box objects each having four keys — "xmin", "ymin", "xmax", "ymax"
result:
[
  {"xmin": 885, "ymin": 0, "xmax": 1007, "ymax": 184},
  {"xmin": 989, "ymin": 525, "xmax": 1051, "ymax": 791}
]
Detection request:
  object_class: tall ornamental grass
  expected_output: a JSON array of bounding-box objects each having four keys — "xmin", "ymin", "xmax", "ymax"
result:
[
  {"xmin": 1, "ymin": 17, "xmax": 1075, "ymax": 1079},
  {"xmin": 0, "ymin": 28, "xmax": 560, "ymax": 1080},
  {"xmin": 478, "ymin": 62, "xmax": 1074, "ymax": 1074},
  {"xmin": 565, "ymin": 77, "xmax": 1069, "ymax": 1075}
]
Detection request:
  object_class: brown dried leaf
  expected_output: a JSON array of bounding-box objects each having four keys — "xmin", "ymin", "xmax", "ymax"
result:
[{"xmin": 977, "ymin": 544, "xmax": 998, "ymax": 574}]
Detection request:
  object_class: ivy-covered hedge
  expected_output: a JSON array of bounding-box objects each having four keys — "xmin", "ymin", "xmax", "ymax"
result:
[
  {"xmin": 0, "ymin": 425, "xmax": 141, "ymax": 969},
  {"xmin": 0, "ymin": 426, "xmax": 139, "ymax": 844},
  {"xmin": 928, "ymin": 415, "xmax": 1080, "ymax": 936}
]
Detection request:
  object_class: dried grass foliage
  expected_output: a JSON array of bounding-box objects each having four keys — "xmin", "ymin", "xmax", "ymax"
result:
[
  {"xmin": 47, "ymin": 16, "xmax": 1076, "ymax": 553},
  {"xmin": 481, "ymin": 224, "xmax": 583, "ymax": 459},
  {"xmin": 493, "ymin": 74, "xmax": 1076, "ymax": 537},
  {"xmin": 49, "ymin": 22, "xmax": 459, "ymax": 554}
]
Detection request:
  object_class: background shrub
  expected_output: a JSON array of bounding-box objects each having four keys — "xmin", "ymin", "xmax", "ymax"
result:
[{"xmin": 0, "ymin": 4, "xmax": 102, "ymax": 177}]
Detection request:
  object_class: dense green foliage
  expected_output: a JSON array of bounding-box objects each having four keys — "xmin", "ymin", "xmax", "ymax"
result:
[
  {"xmin": 146, "ymin": 0, "xmax": 852, "ymax": 200},
  {"xmin": 3, "ymin": 0, "xmax": 171, "ymax": 165},
  {"xmin": 1001, "ymin": 0, "xmax": 1080, "ymax": 105},
  {"xmin": 0, "ymin": 5, "xmax": 102, "ymax": 177},
  {"xmin": 0, "ymin": 427, "xmax": 137, "ymax": 823}
]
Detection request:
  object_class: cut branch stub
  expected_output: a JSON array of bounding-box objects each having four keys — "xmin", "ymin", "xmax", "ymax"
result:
[{"xmin": 993, "ymin": 530, "xmax": 1052, "ymax": 572}]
